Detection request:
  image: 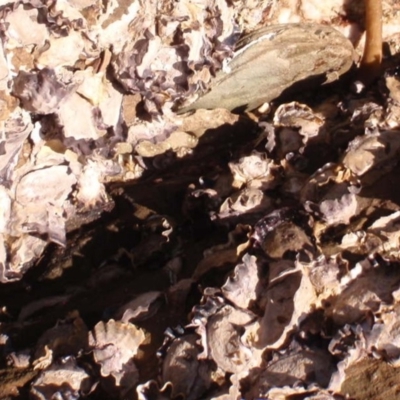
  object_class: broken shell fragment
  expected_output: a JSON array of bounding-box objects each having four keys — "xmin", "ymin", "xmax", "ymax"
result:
[
  {"xmin": 253, "ymin": 207, "xmax": 315, "ymax": 259},
  {"xmin": 30, "ymin": 357, "xmax": 93, "ymax": 400},
  {"xmin": 162, "ymin": 334, "xmax": 211, "ymax": 399},
  {"xmin": 33, "ymin": 311, "xmax": 88, "ymax": 368},
  {"xmin": 12, "ymin": 69, "xmax": 72, "ymax": 114},
  {"xmin": 342, "ymin": 130, "xmax": 400, "ymax": 182},
  {"xmin": 137, "ymin": 381, "xmax": 174, "ymax": 400},
  {"xmin": 178, "ymin": 23, "xmax": 355, "ymax": 113},
  {"xmin": 115, "ymin": 291, "xmax": 164, "ymax": 323}
]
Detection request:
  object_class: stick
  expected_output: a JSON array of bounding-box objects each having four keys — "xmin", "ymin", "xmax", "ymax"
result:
[{"xmin": 358, "ymin": 0, "xmax": 383, "ymax": 84}]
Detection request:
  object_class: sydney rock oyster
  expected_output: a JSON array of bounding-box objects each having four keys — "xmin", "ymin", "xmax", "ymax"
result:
[{"xmin": 179, "ymin": 23, "xmax": 355, "ymax": 113}]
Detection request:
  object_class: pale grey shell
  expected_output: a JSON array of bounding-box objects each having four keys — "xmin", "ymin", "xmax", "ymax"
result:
[
  {"xmin": 88, "ymin": 319, "xmax": 145, "ymax": 384},
  {"xmin": 179, "ymin": 23, "xmax": 355, "ymax": 113}
]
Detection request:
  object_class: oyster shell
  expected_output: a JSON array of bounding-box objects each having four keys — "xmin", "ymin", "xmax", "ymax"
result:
[
  {"xmin": 342, "ymin": 130, "xmax": 400, "ymax": 183},
  {"xmin": 179, "ymin": 23, "xmax": 355, "ymax": 113},
  {"xmin": 88, "ymin": 319, "xmax": 145, "ymax": 389},
  {"xmin": 33, "ymin": 311, "xmax": 88, "ymax": 370},
  {"xmin": 30, "ymin": 357, "xmax": 92, "ymax": 400},
  {"xmin": 115, "ymin": 291, "xmax": 164, "ymax": 323},
  {"xmin": 161, "ymin": 334, "xmax": 211, "ymax": 399}
]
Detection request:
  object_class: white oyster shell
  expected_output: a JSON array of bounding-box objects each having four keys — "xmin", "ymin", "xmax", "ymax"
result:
[{"xmin": 88, "ymin": 319, "xmax": 145, "ymax": 388}]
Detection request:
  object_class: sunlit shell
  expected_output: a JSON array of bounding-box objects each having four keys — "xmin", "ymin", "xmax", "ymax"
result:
[
  {"xmin": 274, "ymin": 102, "xmax": 324, "ymax": 139},
  {"xmin": 342, "ymin": 130, "xmax": 400, "ymax": 181},
  {"xmin": 136, "ymin": 380, "xmax": 174, "ymax": 400},
  {"xmin": 206, "ymin": 306, "xmax": 255, "ymax": 373},
  {"xmin": 229, "ymin": 151, "xmax": 279, "ymax": 190},
  {"xmin": 221, "ymin": 254, "xmax": 259, "ymax": 309},
  {"xmin": 12, "ymin": 69, "xmax": 71, "ymax": 114},
  {"xmin": 88, "ymin": 319, "xmax": 145, "ymax": 386}
]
